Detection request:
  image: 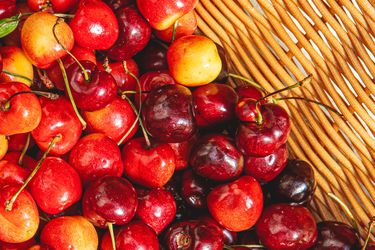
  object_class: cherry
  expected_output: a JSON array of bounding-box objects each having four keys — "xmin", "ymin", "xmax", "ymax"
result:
[
  {"xmin": 31, "ymin": 96, "xmax": 82, "ymax": 156},
  {"xmin": 0, "ymin": 238, "xmax": 36, "ymax": 250},
  {"xmin": 28, "ymin": 157, "xmax": 82, "ymax": 215},
  {"xmin": 235, "ymin": 98, "xmax": 259, "ymax": 123},
  {"xmin": 256, "ymin": 203, "xmax": 317, "ymax": 250},
  {"xmin": 122, "ymin": 137, "xmax": 175, "ymax": 188},
  {"xmin": 190, "ymin": 134, "xmax": 244, "ymax": 181},
  {"xmin": 7, "ymin": 133, "xmax": 34, "ymax": 152},
  {"xmin": 82, "ymin": 176, "xmax": 138, "ymax": 227},
  {"xmin": 0, "ymin": 0, "xmax": 16, "ymax": 19},
  {"xmin": 199, "ymin": 216, "xmax": 238, "ymax": 245},
  {"xmin": 236, "ymin": 85, "xmax": 263, "ymax": 100},
  {"xmin": 106, "ymin": 5, "xmax": 152, "ymax": 61},
  {"xmin": 100, "ymin": 59, "xmax": 139, "ymax": 92},
  {"xmin": 0, "ymin": 160, "xmax": 29, "ymax": 187},
  {"xmin": 142, "ymin": 84, "xmax": 196, "ymax": 143},
  {"xmin": 104, "ymin": 0, "xmax": 134, "ymax": 10},
  {"xmin": 68, "ymin": 133, "xmax": 123, "ymax": 185},
  {"xmin": 269, "ymin": 159, "xmax": 316, "ymax": 205},
  {"xmin": 181, "ymin": 169, "xmax": 209, "ymax": 209},
  {"xmin": 136, "ymin": 188, "xmax": 176, "ymax": 234},
  {"xmin": 193, "ymin": 83, "xmax": 238, "ymax": 128},
  {"xmin": 244, "ymin": 143, "xmax": 288, "ymax": 183},
  {"xmin": 134, "ymin": 39, "xmax": 168, "ymax": 73},
  {"xmin": 115, "ymin": 221, "xmax": 159, "ymax": 250},
  {"xmin": 168, "ymin": 133, "xmax": 197, "ymax": 171},
  {"xmin": 207, "ymin": 176, "xmax": 263, "ymax": 232},
  {"xmin": 311, "ymin": 221, "xmax": 360, "ymax": 250},
  {"xmin": 69, "ymin": 0, "xmax": 119, "ymax": 50},
  {"xmin": 236, "ymin": 103, "xmax": 290, "ymax": 156},
  {"xmin": 66, "ymin": 60, "xmax": 117, "ymax": 111},
  {"xmin": 3, "ymin": 152, "xmax": 36, "ymax": 171}
]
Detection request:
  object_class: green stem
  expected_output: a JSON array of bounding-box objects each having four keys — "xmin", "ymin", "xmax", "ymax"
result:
[
  {"xmin": 108, "ymin": 222, "xmax": 117, "ymax": 250},
  {"xmin": 171, "ymin": 20, "xmax": 179, "ymax": 42},
  {"xmin": 18, "ymin": 133, "xmax": 31, "ymax": 166},
  {"xmin": 1, "ymin": 90, "xmax": 59, "ymax": 111},
  {"xmin": 52, "ymin": 18, "xmax": 89, "ymax": 82},
  {"xmin": 224, "ymin": 244, "xmax": 266, "ymax": 250},
  {"xmin": 2, "ymin": 70, "xmax": 33, "ymax": 85},
  {"xmin": 5, "ymin": 135, "xmax": 61, "ymax": 211},
  {"xmin": 327, "ymin": 193, "xmax": 359, "ymax": 232},
  {"xmin": 228, "ymin": 73, "xmax": 266, "ymax": 93},
  {"xmin": 362, "ymin": 217, "xmax": 375, "ymax": 250},
  {"xmin": 57, "ymin": 58, "xmax": 87, "ymax": 129}
]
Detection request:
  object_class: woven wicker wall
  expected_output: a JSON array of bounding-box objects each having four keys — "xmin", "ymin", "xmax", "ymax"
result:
[{"xmin": 196, "ymin": 0, "xmax": 374, "ymax": 240}]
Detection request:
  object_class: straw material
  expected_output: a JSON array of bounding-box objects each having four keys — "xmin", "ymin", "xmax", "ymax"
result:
[{"xmin": 196, "ymin": 0, "xmax": 374, "ymax": 240}]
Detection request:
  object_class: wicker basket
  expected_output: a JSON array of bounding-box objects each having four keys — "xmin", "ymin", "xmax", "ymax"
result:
[{"xmin": 196, "ymin": 0, "xmax": 374, "ymax": 240}]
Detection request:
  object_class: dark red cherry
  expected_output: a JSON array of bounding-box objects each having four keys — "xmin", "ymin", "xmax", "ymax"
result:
[
  {"xmin": 193, "ymin": 83, "xmax": 238, "ymax": 128},
  {"xmin": 200, "ymin": 216, "xmax": 237, "ymax": 245},
  {"xmin": 269, "ymin": 159, "xmax": 316, "ymax": 205},
  {"xmin": 103, "ymin": 0, "xmax": 133, "ymax": 10},
  {"xmin": 67, "ymin": 60, "xmax": 117, "ymax": 111},
  {"xmin": 134, "ymin": 39, "xmax": 168, "ymax": 73},
  {"xmin": 235, "ymin": 98, "xmax": 259, "ymax": 122},
  {"xmin": 190, "ymin": 134, "xmax": 244, "ymax": 181},
  {"xmin": 236, "ymin": 103, "xmax": 290, "ymax": 156},
  {"xmin": 236, "ymin": 85, "xmax": 263, "ymax": 100},
  {"xmin": 82, "ymin": 176, "xmax": 138, "ymax": 227},
  {"xmin": 0, "ymin": 0, "xmax": 16, "ymax": 19},
  {"xmin": 100, "ymin": 59, "xmax": 139, "ymax": 92},
  {"xmin": 181, "ymin": 170, "xmax": 209, "ymax": 209},
  {"xmin": 256, "ymin": 203, "xmax": 317, "ymax": 250},
  {"xmin": 136, "ymin": 188, "xmax": 176, "ymax": 234},
  {"xmin": 142, "ymin": 84, "xmax": 196, "ymax": 143},
  {"xmin": 311, "ymin": 221, "xmax": 360, "ymax": 250},
  {"xmin": 115, "ymin": 221, "xmax": 159, "ymax": 250},
  {"xmin": 244, "ymin": 143, "xmax": 288, "ymax": 183},
  {"xmin": 106, "ymin": 6, "xmax": 152, "ymax": 61}
]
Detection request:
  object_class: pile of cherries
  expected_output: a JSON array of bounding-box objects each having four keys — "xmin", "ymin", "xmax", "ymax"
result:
[{"xmin": 0, "ymin": 0, "xmax": 372, "ymax": 249}]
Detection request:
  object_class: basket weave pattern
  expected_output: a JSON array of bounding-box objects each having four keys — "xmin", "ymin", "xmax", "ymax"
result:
[{"xmin": 196, "ymin": 0, "xmax": 375, "ymax": 239}]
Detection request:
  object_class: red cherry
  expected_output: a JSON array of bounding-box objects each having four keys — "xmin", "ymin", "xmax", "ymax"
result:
[
  {"xmin": 7, "ymin": 133, "xmax": 34, "ymax": 152},
  {"xmin": 256, "ymin": 203, "xmax": 317, "ymax": 250},
  {"xmin": 31, "ymin": 96, "xmax": 82, "ymax": 156},
  {"xmin": 236, "ymin": 85, "xmax": 263, "ymax": 100},
  {"xmin": 0, "ymin": 160, "xmax": 29, "ymax": 187},
  {"xmin": 82, "ymin": 176, "xmax": 138, "ymax": 227},
  {"xmin": 106, "ymin": 6, "xmax": 151, "ymax": 61},
  {"xmin": 69, "ymin": 0, "xmax": 119, "ymax": 50},
  {"xmin": 0, "ymin": 0, "xmax": 16, "ymax": 19},
  {"xmin": 199, "ymin": 216, "xmax": 238, "ymax": 245},
  {"xmin": 68, "ymin": 133, "xmax": 123, "ymax": 185},
  {"xmin": 136, "ymin": 188, "xmax": 176, "ymax": 234},
  {"xmin": 244, "ymin": 143, "xmax": 288, "ymax": 183},
  {"xmin": 168, "ymin": 134, "xmax": 196, "ymax": 171},
  {"xmin": 116, "ymin": 221, "xmax": 159, "ymax": 250},
  {"xmin": 122, "ymin": 137, "xmax": 175, "ymax": 188},
  {"xmin": 49, "ymin": 0, "xmax": 79, "ymax": 13},
  {"xmin": 207, "ymin": 176, "xmax": 263, "ymax": 232},
  {"xmin": 181, "ymin": 170, "xmax": 209, "ymax": 209},
  {"xmin": 103, "ymin": 0, "xmax": 134, "ymax": 10},
  {"xmin": 28, "ymin": 157, "xmax": 82, "ymax": 215},
  {"xmin": 0, "ymin": 238, "xmax": 36, "ymax": 250},
  {"xmin": 236, "ymin": 103, "xmax": 290, "ymax": 156},
  {"xmin": 190, "ymin": 134, "xmax": 244, "ymax": 182},
  {"xmin": 235, "ymin": 98, "xmax": 259, "ymax": 122},
  {"xmin": 3, "ymin": 152, "xmax": 36, "ymax": 171},
  {"xmin": 134, "ymin": 39, "xmax": 168, "ymax": 73}
]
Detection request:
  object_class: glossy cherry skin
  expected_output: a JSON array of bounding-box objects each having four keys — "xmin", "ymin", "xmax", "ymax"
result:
[
  {"xmin": 0, "ymin": 160, "xmax": 29, "ymax": 187},
  {"xmin": 31, "ymin": 96, "xmax": 82, "ymax": 156},
  {"xmin": 0, "ymin": 0, "xmax": 16, "ymax": 19},
  {"xmin": 67, "ymin": 60, "xmax": 117, "ymax": 111},
  {"xmin": 107, "ymin": 6, "xmax": 151, "ymax": 60},
  {"xmin": 235, "ymin": 98, "xmax": 259, "ymax": 123},
  {"xmin": 3, "ymin": 152, "xmax": 36, "ymax": 171},
  {"xmin": 142, "ymin": 84, "xmax": 196, "ymax": 143},
  {"xmin": 104, "ymin": 0, "xmax": 133, "ymax": 10},
  {"xmin": 115, "ymin": 221, "xmax": 159, "ymax": 250},
  {"xmin": 181, "ymin": 170, "xmax": 209, "ymax": 209},
  {"xmin": 199, "ymin": 216, "xmax": 237, "ymax": 245},
  {"xmin": 207, "ymin": 176, "xmax": 263, "ymax": 232},
  {"xmin": 168, "ymin": 134, "xmax": 196, "ymax": 171},
  {"xmin": 69, "ymin": 0, "xmax": 119, "ymax": 50},
  {"xmin": 269, "ymin": 159, "xmax": 316, "ymax": 205},
  {"xmin": 82, "ymin": 98, "xmax": 138, "ymax": 144},
  {"xmin": 0, "ymin": 185, "xmax": 39, "ymax": 243},
  {"xmin": 193, "ymin": 83, "xmax": 238, "ymax": 128},
  {"xmin": 122, "ymin": 137, "xmax": 175, "ymax": 188},
  {"xmin": 190, "ymin": 134, "xmax": 244, "ymax": 181},
  {"xmin": 100, "ymin": 59, "xmax": 139, "ymax": 92},
  {"xmin": 7, "ymin": 133, "xmax": 34, "ymax": 152},
  {"xmin": 236, "ymin": 85, "xmax": 263, "ymax": 100},
  {"xmin": 136, "ymin": 70, "xmax": 176, "ymax": 105},
  {"xmin": 134, "ymin": 39, "xmax": 168, "ymax": 73},
  {"xmin": 311, "ymin": 221, "xmax": 360, "ymax": 250},
  {"xmin": 0, "ymin": 82, "xmax": 42, "ymax": 136},
  {"xmin": 29, "ymin": 157, "xmax": 82, "ymax": 215},
  {"xmin": 68, "ymin": 133, "xmax": 123, "ymax": 185},
  {"xmin": 136, "ymin": 0, "xmax": 198, "ymax": 30},
  {"xmin": 83, "ymin": 176, "xmax": 138, "ymax": 227},
  {"xmin": 256, "ymin": 203, "xmax": 317, "ymax": 250},
  {"xmin": 236, "ymin": 103, "xmax": 290, "ymax": 156},
  {"xmin": 40, "ymin": 216, "xmax": 98, "ymax": 250},
  {"xmin": 244, "ymin": 143, "xmax": 288, "ymax": 183},
  {"xmin": 136, "ymin": 188, "xmax": 176, "ymax": 234}
]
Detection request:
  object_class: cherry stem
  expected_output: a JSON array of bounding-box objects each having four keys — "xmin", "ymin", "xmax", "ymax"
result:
[
  {"xmin": 171, "ymin": 20, "xmax": 179, "ymax": 42},
  {"xmin": 102, "ymin": 57, "xmax": 111, "ymax": 73},
  {"xmin": 274, "ymin": 97, "xmax": 343, "ymax": 116},
  {"xmin": 121, "ymin": 90, "xmax": 151, "ymax": 95},
  {"xmin": 362, "ymin": 217, "xmax": 375, "ymax": 250},
  {"xmin": 57, "ymin": 58, "xmax": 87, "ymax": 129},
  {"xmin": 108, "ymin": 222, "xmax": 116, "ymax": 250},
  {"xmin": 227, "ymin": 73, "xmax": 266, "ymax": 93},
  {"xmin": 117, "ymin": 97, "xmax": 140, "ymax": 145},
  {"xmin": 52, "ymin": 18, "xmax": 89, "ymax": 82},
  {"xmin": 224, "ymin": 244, "xmax": 266, "ymax": 249},
  {"xmin": 1, "ymin": 90, "xmax": 59, "ymax": 111},
  {"xmin": 18, "ymin": 133, "xmax": 31, "ymax": 166},
  {"xmin": 18, "ymin": 12, "xmax": 74, "ymax": 19},
  {"xmin": 5, "ymin": 135, "xmax": 61, "ymax": 211},
  {"xmin": 258, "ymin": 74, "xmax": 312, "ymax": 102},
  {"xmin": 327, "ymin": 193, "xmax": 359, "ymax": 232},
  {"xmin": 2, "ymin": 70, "xmax": 33, "ymax": 85}
]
